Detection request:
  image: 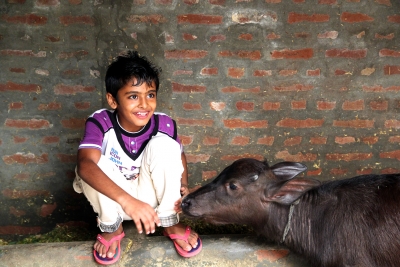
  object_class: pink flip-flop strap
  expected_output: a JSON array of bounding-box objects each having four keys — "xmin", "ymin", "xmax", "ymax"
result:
[
  {"xmin": 166, "ymin": 226, "xmax": 191, "ymax": 242},
  {"xmin": 96, "ymin": 232, "xmax": 125, "ymax": 250}
]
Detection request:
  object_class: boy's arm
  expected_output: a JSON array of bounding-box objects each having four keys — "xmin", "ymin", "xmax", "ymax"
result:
[
  {"xmin": 180, "ymin": 152, "xmax": 189, "ymax": 195},
  {"xmin": 76, "ymin": 148, "xmax": 160, "ymax": 234}
]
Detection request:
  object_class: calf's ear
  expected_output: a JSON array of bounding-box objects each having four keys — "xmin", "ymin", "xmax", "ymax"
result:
[
  {"xmin": 264, "ymin": 178, "xmax": 321, "ymax": 205},
  {"xmin": 270, "ymin": 162, "xmax": 307, "ymax": 181}
]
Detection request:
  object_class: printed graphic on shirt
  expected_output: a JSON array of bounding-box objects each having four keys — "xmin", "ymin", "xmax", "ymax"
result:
[{"xmin": 108, "ymin": 147, "xmax": 140, "ymax": 180}]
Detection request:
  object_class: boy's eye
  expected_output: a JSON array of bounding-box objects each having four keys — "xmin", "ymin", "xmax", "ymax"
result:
[
  {"xmin": 148, "ymin": 93, "xmax": 156, "ymax": 98},
  {"xmin": 129, "ymin": 95, "xmax": 138, "ymax": 99}
]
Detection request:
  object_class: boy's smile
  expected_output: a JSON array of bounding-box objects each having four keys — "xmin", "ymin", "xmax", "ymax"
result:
[{"xmin": 107, "ymin": 79, "xmax": 157, "ymax": 133}]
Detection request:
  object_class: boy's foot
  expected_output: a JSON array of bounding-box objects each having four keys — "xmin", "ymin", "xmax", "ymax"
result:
[
  {"xmin": 94, "ymin": 225, "xmax": 124, "ymax": 259},
  {"xmin": 164, "ymin": 223, "xmax": 200, "ymax": 252}
]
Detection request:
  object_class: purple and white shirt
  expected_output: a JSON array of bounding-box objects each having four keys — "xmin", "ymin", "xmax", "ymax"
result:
[{"xmin": 79, "ymin": 109, "xmax": 181, "ymax": 180}]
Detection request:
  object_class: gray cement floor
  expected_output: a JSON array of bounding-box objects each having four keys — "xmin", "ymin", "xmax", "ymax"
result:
[{"xmin": 0, "ymin": 223, "xmax": 311, "ymax": 267}]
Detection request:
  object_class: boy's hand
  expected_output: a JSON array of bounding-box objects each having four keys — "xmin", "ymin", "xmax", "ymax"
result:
[{"xmin": 121, "ymin": 197, "xmax": 160, "ymax": 235}]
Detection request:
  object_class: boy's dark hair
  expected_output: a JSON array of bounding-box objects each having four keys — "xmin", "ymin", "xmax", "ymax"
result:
[{"xmin": 105, "ymin": 50, "xmax": 162, "ymax": 98}]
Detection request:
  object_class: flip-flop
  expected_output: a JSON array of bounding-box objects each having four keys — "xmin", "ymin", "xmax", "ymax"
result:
[
  {"xmin": 164, "ymin": 226, "xmax": 202, "ymax": 258},
  {"xmin": 93, "ymin": 231, "xmax": 125, "ymax": 265}
]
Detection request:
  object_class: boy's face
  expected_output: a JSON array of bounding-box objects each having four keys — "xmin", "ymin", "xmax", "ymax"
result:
[{"xmin": 106, "ymin": 78, "xmax": 157, "ymax": 132}]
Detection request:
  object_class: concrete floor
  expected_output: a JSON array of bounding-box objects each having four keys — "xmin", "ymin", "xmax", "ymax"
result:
[{"xmin": 0, "ymin": 224, "xmax": 311, "ymax": 267}]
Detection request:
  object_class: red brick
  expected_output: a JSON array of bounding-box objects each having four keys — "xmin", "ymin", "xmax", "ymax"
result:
[
  {"xmin": 363, "ymin": 85, "xmax": 400, "ymax": 92},
  {"xmin": 202, "ymin": 171, "xmax": 217, "ymax": 180},
  {"xmin": 318, "ymin": 31, "xmax": 338, "ymax": 39},
  {"xmin": 276, "ymin": 118, "xmax": 324, "ymax": 128},
  {"xmin": 40, "ymin": 203, "xmax": 57, "ymax": 217},
  {"xmin": 384, "ymin": 65, "xmax": 400, "ymax": 75},
  {"xmin": 173, "ymin": 70, "xmax": 193, "ymax": 76},
  {"xmin": 389, "ymin": 136, "xmax": 400, "ymax": 143},
  {"xmin": 5, "ymin": 119, "xmax": 50, "ymax": 129},
  {"xmin": 342, "ymin": 100, "xmax": 364, "ymax": 110},
  {"xmin": 177, "ymin": 14, "xmax": 223, "ymax": 24},
  {"xmin": 38, "ymin": 102, "xmax": 62, "ymax": 110},
  {"xmin": 333, "ymin": 119, "xmax": 374, "ymax": 128},
  {"xmin": 59, "ymin": 15, "xmax": 95, "ymax": 26},
  {"xmin": 155, "ymin": 0, "xmax": 172, "ymax": 4},
  {"xmin": 10, "ymin": 206, "xmax": 26, "ymax": 216},
  {"xmin": 61, "ymin": 118, "xmax": 86, "ymax": 129},
  {"xmin": 177, "ymin": 118, "xmax": 214, "ymax": 127},
  {"xmin": 172, "ymin": 82, "xmax": 206, "ymax": 93},
  {"xmin": 317, "ymin": 101, "xmax": 336, "ymax": 110},
  {"xmin": 221, "ymin": 153, "xmax": 264, "ymax": 161},
  {"xmin": 256, "ymin": 249, "xmax": 289, "ymax": 262},
  {"xmin": 271, "ymin": 48, "xmax": 313, "ymax": 59},
  {"xmin": 357, "ymin": 168, "xmax": 373, "ymax": 175},
  {"xmin": 223, "ymin": 119, "xmax": 267, "ymax": 129},
  {"xmin": 3, "ymin": 153, "xmax": 49, "ymax": 165},
  {"xmin": 335, "ymin": 136, "xmax": 356, "ymax": 144},
  {"xmin": 275, "ymin": 150, "xmax": 317, "ymax": 161},
  {"xmin": 203, "ymin": 136, "xmax": 220, "ymax": 145},
  {"xmin": 369, "ymin": 100, "xmax": 388, "ymax": 110},
  {"xmin": 185, "ymin": 153, "xmax": 211, "ymax": 163},
  {"xmin": 385, "ymin": 120, "xmax": 400, "ymax": 129},
  {"xmin": 209, "ymin": 102, "xmax": 225, "ymax": 111},
  {"xmin": 232, "ymin": 12, "xmax": 277, "ymax": 24},
  {"xmin": 288, "ymin": 12, "xmax": 330, "ymax": 23},
  {"xmin": 330, "ymin": 168, "xmax": 348, "ymax": 176},
  {"xmin": 341, "ymin": 12, "xmax": 374, "ymax": 23},
  {"xmin": 200, "ymin": 67, "xmax": 218, "ymax": 75},
  {"xmin": 58, "ymin": 50, "xmax": 89, "ymax": 59},
  {"xmin": 375, "ymin": 33, "xmax": 394, "ymax": 40},
  {"xmin": 266, "ymin": 32, "xmax": 280, "ymax": 39},
  {"xmin": 0, "ymin": 50, "xmax": 46, "ymax": 57},
  {"xmin": 209, "ymin": 34, "xmax": 226, "ymax": 42},
  {"xmin": 126, "ymin": 15, "xmax": 167, "ymax": 24},
  {"xmin": 310, "ymin": 137, "xmax": 327, "ymax": 144},
  {"xmin": 228, "ymin": 67, "xmax": 245, "ymax": 78},
  {"xmin": 69, "ymin": 0, "xmax": 82, "ymax": 4},
  {"xmin": 13, "ymin": 173, "xmax": 30, "ymax": 181},
  {"xmin": 257, "ymin": 136, "xmax": 274, "ymax": 146},
  {"xmin": 54, "ymin": 84, "xmax": 96, "ymax": 95},
  {"xmin": 254, "ymin": 70, "xmax": 272, "ymax": 77},
  {"xmin": 284, "ymin": 136, "xmax": 302, "ymax": 146},
  {"xmin": 56, "ymin": 154, "xmax": 76, "ymax": 163},
  {"xmin": 178, "ymin": 135, "xmax": 193, "ymax": 146},
  {"xmin": 74, "ymin": 102, "xmax": 90, "ymax": 110},
  {"xmin": 379, "ymin": 49, "xmax": 400, "ymax": 57},
  {"xmin": 9, "ymin": 102, "xmax": 23, "ymax": 110},
  {"xmin": 62, "ymin": 69, "xmax": 82, "ymax": 76},
  {"xmin": 326, "ymin": 153, "xmax": 372, "ymax": 161},
  {"xmin": 380, "ymin": 150, "xmax": 400, "ymax": 160},
  {"xmin": 182, "ymin": 33, "xmax": 197, "ymax": 41},
  {"xmin": 362, "ymin": 136, "xmax": 378, "ymax": 145},
  {"xmin": 13, "ymin": 136, "xmax": 28, "ymax": 143},
  {"xmin": 209, "ymin": 0, "xmax": 225, "ymax": 6},
  {"xmin": 308, "ymin": 168, "xmax": 322, "ymax": 176},
  {"xmin": 165, "ymin": 50, "xmax": 208, "ymax": 59},
  {"xmin": 2, "ymin": 188, "xmax": 50, "ymax": 199},
  {"xmin": 381, "ymin": 168, "xmax": 400, "ymax": 174},
  {"xmin": 238, "ymin": 33, "xmax": 253, "ymax": 40},
  {"xmin": 0, "ymin": 226, "xmax": 41, "ymax": 235},
  {"xmin": 231, "ymin": 136, "xmax": 250, "ymax": 145},
  {"xmin": 335, "ymin": 69, "xmax": 348, "ymax": 76},
  {"xmin": 274, "ymin": 84, "xmax": 313, "ymax": 91},
  {"xmin": 236, "ymin": 101, "xmax": 254, "ymax": 111},
  {"xmin": 318, "ymin": 0, "xmax": 336, "ymax": 4},
  {"xmin": 2, "ymin": 13, "xmax": 47, "ymax": 25},
  {"xmin": 183, "ymin": 102, "xmax": 201, "ymax": 110},
  {"xmin": 279, "ymin": 69, "xmax": 297, "ymax": 76},
  {"xmin": 388, "ymin": 15, "xmax": 400, "ymax": 24},
  {"xmin": 36, "ymin": 0, "xmax": 60, "ymax": 6},
  {"xmin": 42, "ymin": 136, "xmax": 60, "ymax": 144},
  {"xmin": 0, "ymin": 81, "xmax": 42, "ymax": 92},
  {"xmin": 375, "ymin": 0, "xmax": 391, "ymax": 6},
  {"xmin": 325, "ymin": 49, "xmax": 367, "ymax": 58},
  {"xmin": 291, "ymin": 100, "xmax": 306, "ymax": 109},
  {"xmin": 263, "ymin": 102, "xmax": 280, "ymax": 110},
  {"xmin": 219, "ymin": 50, "xmax": 261, "ymax": 60},
  {"xmin": 10, "ymin": 67, "xmax": 25, "ymax": 73},
  {"xmin": 221, "ymin": 86, "xmax": 260, "ymax": 93}
]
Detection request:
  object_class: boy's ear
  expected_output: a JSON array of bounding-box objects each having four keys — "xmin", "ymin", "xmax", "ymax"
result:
[{"xmin": 106, "ymin": 93, "xmax": 118, "ymax": 109}]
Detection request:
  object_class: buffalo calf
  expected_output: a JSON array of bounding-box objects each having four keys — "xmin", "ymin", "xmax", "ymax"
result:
[{"xmin": 182, "ymin": 158, "xmax": 400, "ymax": 267}]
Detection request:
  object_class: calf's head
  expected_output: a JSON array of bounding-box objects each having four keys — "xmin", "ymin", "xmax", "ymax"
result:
[{"xmin": 181, "ymin": 158, "xmax": 320, "ymax": 226}]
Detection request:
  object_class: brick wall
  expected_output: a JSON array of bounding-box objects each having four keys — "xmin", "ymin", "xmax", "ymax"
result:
[{"xmin": 0, "ymin": 0, "xmax": 399, "ymax": 237}]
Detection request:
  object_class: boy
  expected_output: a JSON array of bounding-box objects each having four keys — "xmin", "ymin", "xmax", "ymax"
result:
[{"xmin": 73, "ymin": 50, "xmax": 202, "ymax": 265}]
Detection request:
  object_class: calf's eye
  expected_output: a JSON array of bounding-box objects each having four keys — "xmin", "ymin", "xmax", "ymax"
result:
[{"xmin": 229, "ymin": 182, "xmax": 237, "ymax": 190}]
